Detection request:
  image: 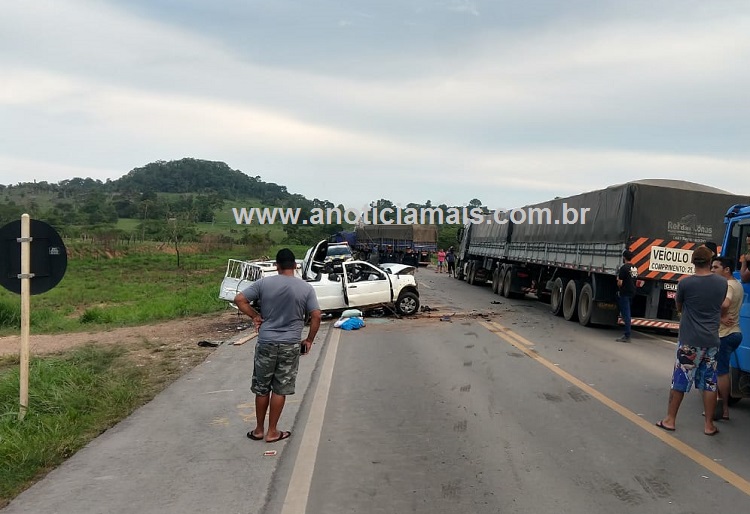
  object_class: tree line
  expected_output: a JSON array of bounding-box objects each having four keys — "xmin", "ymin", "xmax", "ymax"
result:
[{"xmin": 0, "ymin": 158, "xmax": 485, "ymax": 250}]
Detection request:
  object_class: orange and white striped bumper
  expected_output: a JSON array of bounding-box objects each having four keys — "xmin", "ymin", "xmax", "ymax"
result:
[{"xmin": 618, "ymin": 316, "xmax": 679, "ymax": 330}]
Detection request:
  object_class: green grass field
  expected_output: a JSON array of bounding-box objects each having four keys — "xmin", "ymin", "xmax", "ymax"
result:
[
  {"xmin": 113, "ymin": 197, "xmax": 289, "ymax": 240},
  {"xmin": 0, "ymin": 241, "xmax": 307, "ymax": 335}
]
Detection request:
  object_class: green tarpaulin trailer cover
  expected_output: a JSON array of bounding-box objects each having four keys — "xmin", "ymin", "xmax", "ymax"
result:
[{"xmin": 479, "ymin": 180, "xmax": 750, "ymax": 245}]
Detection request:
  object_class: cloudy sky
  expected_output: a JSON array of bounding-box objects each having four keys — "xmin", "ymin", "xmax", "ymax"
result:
[{"xmin": 1, "ymin": 0, "xmax": 749, "ymax": 210}]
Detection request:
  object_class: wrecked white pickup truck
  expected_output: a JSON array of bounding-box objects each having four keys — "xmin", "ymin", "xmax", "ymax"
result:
[{"xmin": 219, "ymin": 240, "xmax": 420, "ymax": 316}]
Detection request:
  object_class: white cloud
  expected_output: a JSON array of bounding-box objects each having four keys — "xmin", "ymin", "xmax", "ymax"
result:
[
  {"xmin": 443, "ymin": 1, "xmax": 480, "ymax": 16},
  {"xmin": 0, "ymin": 0, "xmax": 749, "ymax": 211},
  {"xmin": 0, "ymin": 155, "xmax": 121, "ymax": 185}
]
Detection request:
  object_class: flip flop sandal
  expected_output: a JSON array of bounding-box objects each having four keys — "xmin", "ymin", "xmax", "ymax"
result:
[
  {"xmin": 247, "ymin": 431, "xmax": 264, "ymax": 440},
  {"xmin": 266, "ymin": 431, "xmax": 291, "ymax": 443},
  {"xmin": 655, "ymin": 421, "xmax": 675, "ymax": 432}
]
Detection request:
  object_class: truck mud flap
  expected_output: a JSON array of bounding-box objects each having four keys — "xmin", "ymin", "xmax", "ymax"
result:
[{"xmin": 589, "ymin": 301, "xmax": 619, "ymax": 325}]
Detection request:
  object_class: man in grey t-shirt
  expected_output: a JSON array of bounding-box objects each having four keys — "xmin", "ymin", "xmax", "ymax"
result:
[
  {"xmin": 235, "ymin": 249, "xmax": 321, "ymax": 443},
  {"xmin": 656, "ymin": 245, "xmax": 727, "ymax": 436}
]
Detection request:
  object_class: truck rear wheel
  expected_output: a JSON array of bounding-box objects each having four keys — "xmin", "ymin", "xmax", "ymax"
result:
[
  {"xmin": 502, "ymin": 269, "xmax": 516, "ymax": 298},
  {"xmin": 577, "ymin": 283, "xmax": 594, "ymax": 326},
  {"xmin": 550, "ymin": 277, "xmax": 567, "ymax": 316},
  {"xmin": 395, "ymin": 292, "xmax": 420, "ymax": 316},
  {"xmin": 492, "ymin": 269, "xmax": 501, "ymax": 294},
  {"xmin": 562, "ymin": 280, "xmax": 582, "ymax": 321}
]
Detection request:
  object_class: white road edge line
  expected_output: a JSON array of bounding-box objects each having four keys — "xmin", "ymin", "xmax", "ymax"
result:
[
  {"xmin": 633, "ymin": 330, "xmax": 677, "ymax": 346},
  {"xmin": 281, "ymin": 328, "xmax": 341, "ymax": 514}
]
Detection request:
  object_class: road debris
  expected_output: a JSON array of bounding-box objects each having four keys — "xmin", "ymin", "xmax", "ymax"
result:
[
  {"xmin": 232, "ymin": 332, "xmax": 259, "ymax": 346},
  {"xmin": 197, "ymin": 340, "xmax": 223, "ymax": 348}
]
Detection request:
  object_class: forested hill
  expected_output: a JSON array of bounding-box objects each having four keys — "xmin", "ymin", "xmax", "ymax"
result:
[
  {"xmin": 0, "ymin": 157, "xmax": 465, "ymax": 248},
  {"xmin": 0, "ymin": 157, "xmax": 326, "ymax": 231},
  {"xmin": 111, "ymin": 158, "xmax": 293, "ymax": 203}
]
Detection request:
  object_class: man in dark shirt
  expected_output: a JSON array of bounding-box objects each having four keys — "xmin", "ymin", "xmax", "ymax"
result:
[
  {"xmin": 380, "ymin": 245, "xmax": 398, "ymax": 264},
  {"xmin": 445, "ymin": 247, "xmax": 456, "ymax": 277},
  {"xmin": 401, "ymin": 247, "xmax": 420, "ymax": 270},
  {"xmin": 615, "ymin": 250, "xmax": 638, "ymax": 342},
  {"xmin": 656, "ymin": 245, "xmax": 727, "ymax": 436}
]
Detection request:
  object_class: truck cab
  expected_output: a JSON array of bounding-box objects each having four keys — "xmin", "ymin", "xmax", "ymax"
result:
[{"xmin": 720, "ymin": 204, "xmax": 750, "ymax": 403}]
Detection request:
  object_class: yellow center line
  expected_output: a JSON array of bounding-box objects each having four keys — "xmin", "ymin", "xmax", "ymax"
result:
[{"xmin": 479, "ymin": 319, "xmax": 750, "ymax": 497}]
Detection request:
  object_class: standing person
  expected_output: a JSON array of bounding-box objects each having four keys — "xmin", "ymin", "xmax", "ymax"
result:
[
  {"xmin": 436, "ymin": 248, "xmax": 446, "ymax": 273},
  {"xmin": 234, "ymin": 249, "xmax": 321, "ymax": 443},
  {"xmin": 739, "ymin": 234, "xmax": 750, "ymax": 283},
  {"xmin": 710, "ymin": 256, "xmax": 744, "ymax": 420},
  {"xmin": 381, "ymin": 245, "xmax": 398, "ymax": 264},
  {"xmin": 445, "ymin": 247, "xmax": 456, "ymax": 277},
  {"xmin": 741, "ymin": 255, "xmax": 750, "ymax": 283},
  {"xmin": 402, "ymin": 247, "xmax": 419, "ymax": 271},
  {"xmin": 615, "ymin": 250, "xmax": 638, "ymax": 342},
  {"xmin": 656, "ymin": 246, "xmax": 727, "ymax": 435}
]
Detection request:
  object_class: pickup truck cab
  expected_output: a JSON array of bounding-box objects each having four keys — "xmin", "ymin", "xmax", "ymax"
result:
[{"xmin": 301, "ymin": 240, "xmax": 420, "ymax": 316}]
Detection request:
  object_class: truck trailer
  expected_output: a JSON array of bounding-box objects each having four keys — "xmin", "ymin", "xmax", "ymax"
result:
[
  {"xmin": 354, "ymin": 223, "xmax": 438, "ymax": 264},
  {"xmin": 456, "ymin": 179, "xmax": 750, "ymax": 330}
]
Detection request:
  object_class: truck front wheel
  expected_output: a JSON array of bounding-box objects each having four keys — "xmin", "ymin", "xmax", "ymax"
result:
[
  {"xmin": 455, "ymin": 260, "xmax": 465, "ymax": 280},
  {"xmin": 396, "ymin": 292, "xmax": 420, "ymax": 316},
  {"xmin": 467, "ymin": 263, "xmax": 477, "ymax": 285}
]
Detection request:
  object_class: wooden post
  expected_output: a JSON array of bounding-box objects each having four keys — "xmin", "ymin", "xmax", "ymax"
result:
[{"xmin": 19, "ymin": 214, "xmax": 31, "ymax": 421}]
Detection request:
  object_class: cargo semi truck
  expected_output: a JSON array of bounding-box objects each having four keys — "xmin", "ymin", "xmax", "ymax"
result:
[{"xmin": 456, "ymin": 179, "xmax": 750, "ymax": 330}]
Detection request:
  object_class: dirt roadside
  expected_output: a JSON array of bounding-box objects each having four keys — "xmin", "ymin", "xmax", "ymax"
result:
[{"xmin": 0, "ymin": 310, "xmax": 251, "ymax": 357}]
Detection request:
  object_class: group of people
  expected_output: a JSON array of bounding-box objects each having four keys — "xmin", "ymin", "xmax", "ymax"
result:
[
  {"xmin": 616, "ymin": 242, "xmax": 745, "ymax": 435},
  {"xmin": 435, "ymin": 247, "xmax": 456, "ymax": 276},
  {"xmin": 356, "ymin": 244, "xmax": 426, "ymax": 267},
  {"xmin": 360, "ymin": 244, "xmax": 459, "ymax": 276}
]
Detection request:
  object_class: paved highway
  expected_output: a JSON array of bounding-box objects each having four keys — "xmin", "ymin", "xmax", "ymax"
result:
[
  {"xmin": 4, "ymin": 270, "xmax": 749, "ymax": 514},
  {"xmin": 266, "ymin": 270, "xmax": 750, "ymax": 513}
]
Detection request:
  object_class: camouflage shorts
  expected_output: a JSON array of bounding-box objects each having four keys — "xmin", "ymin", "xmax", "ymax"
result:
[{"xmin": 251, "ymin": 342, "xmax": 301, "ymax": 396}]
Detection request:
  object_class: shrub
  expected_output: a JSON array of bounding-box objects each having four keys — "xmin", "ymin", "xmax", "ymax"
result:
[{"xmin": 79, "ymin": 307, "xmax": 114, "ymax": 324}]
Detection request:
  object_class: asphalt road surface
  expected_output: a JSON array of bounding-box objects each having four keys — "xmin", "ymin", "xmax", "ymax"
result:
[
  {"xmin": 265, "ymin": 269, "xmax": 750, "ymax": 513},
  {"xmin": 5, "ymin": 269, "xmax": 749, "ymax": 514}
]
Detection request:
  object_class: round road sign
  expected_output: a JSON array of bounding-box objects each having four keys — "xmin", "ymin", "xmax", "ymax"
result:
[{"xmin": 0, "ymin": 219, "xmax": 68, "ymax": 295}]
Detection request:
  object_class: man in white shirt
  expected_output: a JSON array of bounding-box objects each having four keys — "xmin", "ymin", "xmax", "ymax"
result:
[{"xmin": 710, "ymin": 256, "xmax": 744, "ymax": 420}]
